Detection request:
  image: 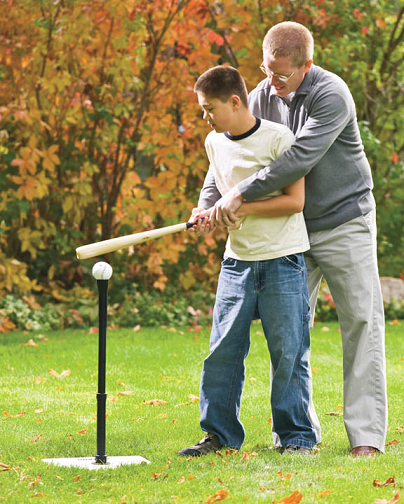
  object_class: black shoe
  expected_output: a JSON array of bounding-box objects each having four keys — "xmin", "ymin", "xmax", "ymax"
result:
[
  {"xmin": 283, "ymin": 445, "xmax": 312, "ymax": 455},
  {"xmin": 178, "ymin": 433, "xmax": 223, "ymax": 457}
]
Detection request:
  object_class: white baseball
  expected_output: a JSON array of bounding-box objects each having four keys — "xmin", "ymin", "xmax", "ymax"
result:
[{"xmin": 92, "ymin": 262, "xmax": 113, "ymax": 280}]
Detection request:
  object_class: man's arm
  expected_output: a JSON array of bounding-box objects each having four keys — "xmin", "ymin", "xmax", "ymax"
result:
[
  {"xmin": 211, "ymin": 86, "xmax": 353, "ymax": 225},
  {"xmin": 236, "ymin": 177, "xmax": 305, "ymax": 218},
  {"xmin": 197, "ymin": 168, "xmax": 222, "ymax": 209}
]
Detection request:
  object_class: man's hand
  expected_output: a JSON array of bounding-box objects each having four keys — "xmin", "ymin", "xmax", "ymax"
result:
[
  {"xmin": 187, "ymin": 207, "xmax": 216, "ymax": 235},
  {"xmin": 210, "ymin": 186, "xmax": 243, "ymax": 227}
]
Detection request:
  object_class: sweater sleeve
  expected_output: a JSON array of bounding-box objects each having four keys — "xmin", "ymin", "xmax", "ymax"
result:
[
  {"xmin": 197, "ymin": 167, "xmax": 222, "ymax": 208},
  {"xmin": 238, "ymin": 83, "xmax": 354, "ymax": 201}
]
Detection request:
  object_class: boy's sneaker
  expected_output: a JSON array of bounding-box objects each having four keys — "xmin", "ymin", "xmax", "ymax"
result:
[
  {"xmin": 283, "ymin": 445, "xmax": 312, "ymax": 455},
  {"xmin": 178, "ymin": 433, "xmax": 223, "ymax": 457}
]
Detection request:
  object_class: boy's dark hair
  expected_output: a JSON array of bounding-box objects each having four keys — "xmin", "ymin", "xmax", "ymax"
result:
[{"xmin": 194, "ymin": 66, "xmax": 248, "ymax": 108}]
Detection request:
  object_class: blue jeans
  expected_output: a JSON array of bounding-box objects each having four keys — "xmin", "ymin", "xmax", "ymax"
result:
[{"xmin": 200, "ymin": 254, "xmax": 316, "ymax": 449}]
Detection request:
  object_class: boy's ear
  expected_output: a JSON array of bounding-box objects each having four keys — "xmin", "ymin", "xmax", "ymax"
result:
[{"xmin": 230, "ymin": 94, "xmax": 241, "ymax": 109}]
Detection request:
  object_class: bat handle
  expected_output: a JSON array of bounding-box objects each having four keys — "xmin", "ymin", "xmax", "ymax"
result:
[{"xmin": 186, "ymin": 222, "xmax": 194, "ymax": 229}]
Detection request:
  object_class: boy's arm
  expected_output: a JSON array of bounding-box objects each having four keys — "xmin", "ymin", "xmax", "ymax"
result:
[{"xmin": 236, "ymin": 177, "xmax": 305, "ymax": 218}]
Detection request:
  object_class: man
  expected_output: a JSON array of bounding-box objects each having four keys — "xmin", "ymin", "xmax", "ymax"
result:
[{"xmin": 195, "ymin": 21, "xmax": 387, "ymax": 456}]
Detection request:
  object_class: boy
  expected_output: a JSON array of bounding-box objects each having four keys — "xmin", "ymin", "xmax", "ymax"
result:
[{"xmin": 179, "ymin": 66, "xmax": 317, "ymax": 456}]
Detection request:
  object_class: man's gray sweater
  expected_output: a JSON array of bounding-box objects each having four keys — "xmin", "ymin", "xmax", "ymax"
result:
[{"xmin": 198, "ymin": 64, "xmax": 375, "ymax": 233}]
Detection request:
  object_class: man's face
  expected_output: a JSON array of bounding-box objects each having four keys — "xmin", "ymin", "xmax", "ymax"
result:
[
  {"xmin": 197, "ymin": 92, "xmax": 234, "ymax": 133},
  {"xmin": 261, "ymin": 52, "xmax": 312, "ymax": 97}
]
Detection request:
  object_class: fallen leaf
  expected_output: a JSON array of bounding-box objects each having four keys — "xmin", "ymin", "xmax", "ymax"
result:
[
  {"xmin": 374, "ymin": 490, "xmax": 401, "ymax": 504},
  {"xmin": 48, "ymin": 369, "xmax": 70, "ymax": 378},
  {"xmin": 152, "ymin": 472, "xmax": 162, "ymax": 480},
  {"xmin": 189, "ymin": 394, "xmax": 200, "ymax": 403},
  {"xmin": 0, "ymin": 463, "xmax": 11, "ymax": 471},
  {"xmin": 396, "ymin": 426, "xmax": 403, "ymax": 432},
  {"xmin": 278, "ymin": 470, "xmax": 292, "ymax": 480},
  {"xmin": 242, "ymin": 451, "xmax": 257, "ymax": 461},
  {"xmin": 23, "ymin": 339, "xmax": 38, "ymax": 347},
  {"xmin": 178, "ymin": 476, "xmax": 185, "ymax": 483},
  {"xmin": 142, "ymin": 399, "xmax": 168, "ymax": 406},
  {"xmin": 204, "ymin": 489, "xmax": 229, "ymax": 503},
  {"xmin": 325, "ymin": 412, "xmax": 343, "ymax": 416},
  {"xmin": 78, "ymin": 429, "xmax": 88, "ymax": 435},
  {"xmin": 74, "ymin": 475, "xmax": 81, "ymax": 482},
  {"xmin": 385, "ymin": 440, "xmax": 399, "ymax": 446},
  {"xmin": 312, "ymin": 368, "xmax": 319, "ymax": 373},
  {"xmin": 156, "ymin": 412, "xmax": 167, "ymax": 419},
  {"xmin": 321, "ymin": 326, "xmax": 330, "ymax": 332},
  {"xmin": 373, "ymin": 477, "xmax": 396, "ymax": 487},
  {"xmin": 34, "ymin": 409, "xmax": 43, "ymax": 413},
  {"xmin": 318, "ymin": 490, "xmax": 332, "ymax": 497},
  {"xmin": 53, "ymin": 474, "xmax": 64, "ymax": 480},
  {"xmin": 118, "ymin": 391, "xmax": 132, "ymax": 396},
  {"xmin": 32, "ymin": 434, "xmax": 42, "ymax": 442},
  {"xmin": 275, "ymin": 491, "xmax": 303, "ymax": 503}
]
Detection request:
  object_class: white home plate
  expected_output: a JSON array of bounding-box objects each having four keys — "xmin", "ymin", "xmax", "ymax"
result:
[{"xmin": 42, "ymin": 456, "xmax": 150, "ymax": 469}]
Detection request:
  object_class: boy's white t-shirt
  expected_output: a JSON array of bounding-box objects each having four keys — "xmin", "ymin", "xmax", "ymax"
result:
[{"xmin": 204, "ymin": 118, "xmax": 309, "ymax": 261}]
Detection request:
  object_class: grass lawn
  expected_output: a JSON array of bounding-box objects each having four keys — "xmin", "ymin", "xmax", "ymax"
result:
[{"xmin": 0, "ymin": 321, "xmax": 403, "ymax": 503}]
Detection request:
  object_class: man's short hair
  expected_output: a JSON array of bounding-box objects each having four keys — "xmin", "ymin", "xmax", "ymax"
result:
[
  {"xmin": 194, "ymin": 66, "xmax": 249, "ymax": 108},
  {"xmin": 263, "ymin": 21, "xmax": 314, "ymax": 68}
]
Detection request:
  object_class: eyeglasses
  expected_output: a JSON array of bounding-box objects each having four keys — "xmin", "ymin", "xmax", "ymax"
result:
[{"xmin": 260, "ymin": 62, "xmax": 296, "ymax": 82}]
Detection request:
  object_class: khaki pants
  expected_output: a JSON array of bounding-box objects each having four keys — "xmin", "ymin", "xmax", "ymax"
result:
[{"xmin": 273, "ymin": 210, "xmax": 388, "ymax": 451}]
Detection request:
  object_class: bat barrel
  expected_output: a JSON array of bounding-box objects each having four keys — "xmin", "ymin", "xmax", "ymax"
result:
[{"xmin": 76, "ymin": 222, "xmax": 192, "ymax": 260}]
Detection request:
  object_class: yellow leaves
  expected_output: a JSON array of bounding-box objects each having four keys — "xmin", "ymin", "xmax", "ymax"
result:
[
  {"xmin": 42, "ymin": 145, "xmax": 60, "ymax": 172},
  {"xmin": 78, "ymin": 429, "xmax": 88, "ymax": 435},
  {"xmin": 177, "ymin": 394, "xmax": 200, "ymax": 407},
  {"xmin": 179, "ymin": 270, "xmax": 196, "ymax": 290}
]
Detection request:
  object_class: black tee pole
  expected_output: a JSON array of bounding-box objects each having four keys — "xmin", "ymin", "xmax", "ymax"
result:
[{"xmin": 95, "ymin": 279, "xmax": 108, "ymax": 464}]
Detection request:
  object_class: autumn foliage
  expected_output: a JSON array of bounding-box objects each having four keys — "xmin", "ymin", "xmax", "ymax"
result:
[{"xmin": 0, "ymin": 0, "xmax": 403, "ymax": 304}]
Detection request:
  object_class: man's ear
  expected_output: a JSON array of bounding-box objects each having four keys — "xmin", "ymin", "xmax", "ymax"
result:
[
  {"xmin": 303, "ymin": 60, "xmax": 313, "ymax": 74},
  {"xmin": 230, "ymin": 94, "xmax": 241, "ymax": 109}
]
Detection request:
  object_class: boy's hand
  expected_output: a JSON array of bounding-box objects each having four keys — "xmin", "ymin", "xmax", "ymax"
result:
[
  {"xmin": 210, "ymin": 186, "xmax": 243, "ymax": 227},
  {"xmin": 188, "ymin": 207, "xmax": 216, "ymax": 235}
]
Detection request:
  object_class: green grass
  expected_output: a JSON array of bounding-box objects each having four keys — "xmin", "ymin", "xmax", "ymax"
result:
[{"xmin": 1, "ymin": 321, "xmax": 403, "ymax": 503}]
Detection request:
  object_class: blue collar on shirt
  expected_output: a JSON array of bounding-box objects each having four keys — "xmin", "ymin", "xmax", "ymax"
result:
[{"xmin": 224, "ymin": 117, "xmax": 261, "ymax": 141}]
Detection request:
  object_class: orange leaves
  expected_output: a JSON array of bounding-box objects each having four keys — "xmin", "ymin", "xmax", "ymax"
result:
[
  {"xmin": 274, "ymin": 491, "xmax": 303, "ymax": 504},
  {"xmin": 204, "ymin": 490, "xmax": 229, "ymax": 503},
  {"xmin": 385, "ymin": 440, "xmax": 399, "ymax": 446},
  {"xmin": 318, "ymin": 490, "xmax": 332, "ymax": 497},
  {"xmin": 3, "ymin": 411, "xmax": 27, "ymax": 418},
  {"xmin": 241, "ymin": 451, "xmax": 257, "ymax": 461},
  {"xmin": 0, "ymin": 317, "xmax": 16, "ymax": 333},
  {"xmin": 142, "ymin": 399, "xmax": 168, "ymax": 406},
  {"xmin": 178, "ymin": 394, "xmax": 200, "ymax": 407},
  {"xmin": 277, "ymin": 470, "xmax": 292, "ymax": 480}
]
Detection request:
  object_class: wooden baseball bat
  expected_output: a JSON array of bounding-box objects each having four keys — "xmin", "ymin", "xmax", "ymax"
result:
[{"xmin": 76, "ymin": 222, "xmax": 194, "ymax": 260}]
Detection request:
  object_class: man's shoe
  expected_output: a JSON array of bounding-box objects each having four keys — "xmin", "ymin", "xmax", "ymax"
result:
[
  {"xmin": 283, "ymin": 445, "xmax": 312, "ymax": 455},
  {"xmin": 350, "ymin": 446, "xmax": 379, "ymax": 457},
  {"xmin": 178, "ymin": 433, "xmax": 223, "ymax": 457}
]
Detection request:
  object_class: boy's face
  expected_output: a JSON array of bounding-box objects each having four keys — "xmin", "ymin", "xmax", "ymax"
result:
[{"xmin": 197, "ymin": 92, "xmax": 235, "ymax": 133}]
